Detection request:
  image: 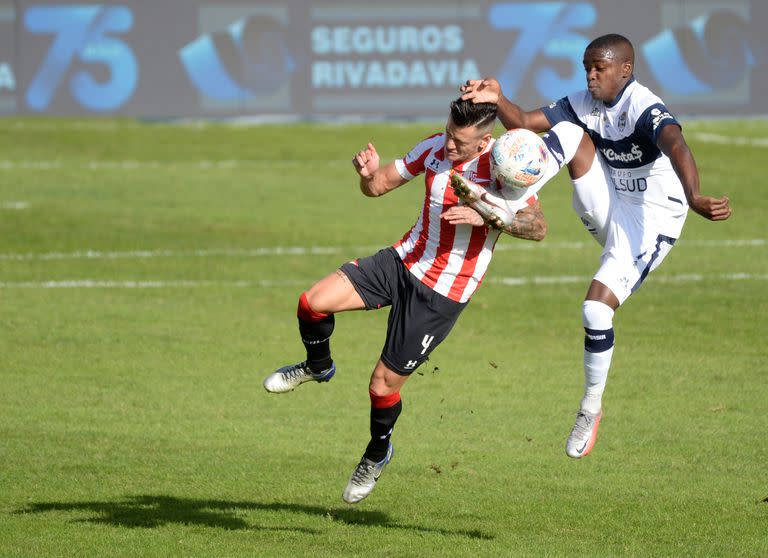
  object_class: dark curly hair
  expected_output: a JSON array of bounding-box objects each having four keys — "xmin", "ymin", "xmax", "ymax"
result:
[{"xmin": 586, "ymin": 34, "xmax": 635, "ymax": 63}]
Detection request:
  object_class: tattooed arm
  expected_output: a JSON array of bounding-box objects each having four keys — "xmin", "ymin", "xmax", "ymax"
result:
[
  {"xmin": 441, "ymin": 199, "xmax": 548, "ymax": 241},
  {"xmin": 501, "ymin": 200, "xmax": 547, "ymax": 241},
  {"xmin": 448, "ymin": 174, "xmax": 548, "ymax": 241}
]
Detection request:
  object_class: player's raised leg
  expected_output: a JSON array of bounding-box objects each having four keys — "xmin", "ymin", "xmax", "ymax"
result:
[
  {"xmin": 263, "ymin": 270, "xmax": 365, "ymax": 393},
  {"xmin": 343, "ymin": 360, "xmax": 407, "ymax": 504},
  {"xmin": 566, "ymin": 135, "xmax": 612, "ymax": 247}
]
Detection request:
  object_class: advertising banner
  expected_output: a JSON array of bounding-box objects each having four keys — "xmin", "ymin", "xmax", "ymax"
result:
[{"xmin": 0, "ymin": 0, "xmax": 765, "ymax": 118}]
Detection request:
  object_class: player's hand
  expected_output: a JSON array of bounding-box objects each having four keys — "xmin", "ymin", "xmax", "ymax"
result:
[
  {"xmin": 690, "ymin": 194, "xmax": 732, "ymax": 221},
  {"xmin": 352, "ymin": 143, "xmax": 380, "ymax": 178},
  {"xmin": 460, "ymin": 78, "xmax": 501, "ymax": 104},
  {"xmin": 441, "ymin": 205, "xmax": 486, "ymax": 227}
]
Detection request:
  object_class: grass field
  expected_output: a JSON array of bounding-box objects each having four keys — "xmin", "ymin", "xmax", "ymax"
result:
[{"xmin": 0, "ymin": 117, "xmax": 766, "ymax": 557}]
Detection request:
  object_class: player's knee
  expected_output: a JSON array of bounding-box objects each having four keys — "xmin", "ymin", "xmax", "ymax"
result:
[
  {"xmin": 567, "ymin": 134, "xmax": 597, "ymax": 179},
  {"xmin": 583, "ymin": 299, "xmax": 614, "ymax": 328},
  {"xmin": 369, "ymin": 388, "xmax": 402, "ymax": 408},
  {"xmin": 297, "ymin": 291, "xmax": 331, "ymax": 322},
  {"xmin": 582, "ymin": 300, "xmax": 615, "ymax": 352},
  {"xmin": 369, "ymin": 363, "xmax": 408, "ymax": 397}
]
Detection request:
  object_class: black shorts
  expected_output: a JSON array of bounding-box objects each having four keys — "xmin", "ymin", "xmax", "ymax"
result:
[{"xmin": 340, "ymin": 247, "xmax": 467, "ymax": 375}]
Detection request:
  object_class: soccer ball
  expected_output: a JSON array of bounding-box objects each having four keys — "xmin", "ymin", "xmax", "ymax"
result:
[{"xmin": 490, "ymin": 128, "xmax": 549, "ymax": 189}]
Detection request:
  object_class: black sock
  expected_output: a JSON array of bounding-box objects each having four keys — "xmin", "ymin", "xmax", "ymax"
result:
[
  {"xmin": 364, "ymin": 400, "xmax": 402, "ymax": 462},
  {"xmin": 298, "ymin": 314, "xmax": 334, "ymax": 372}
]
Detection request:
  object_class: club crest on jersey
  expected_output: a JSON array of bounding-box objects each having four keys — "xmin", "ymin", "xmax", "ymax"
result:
[
  {"xmin": 618, "ymin": 112, "xmax": 627, "ymax": 131},
  {"xmin": 466, "ymin": 170, "xmax": 488, "ymax": 183},
  {"xmin": 590, "ymin": 106, "xmax": 600, "ymax": 117}
]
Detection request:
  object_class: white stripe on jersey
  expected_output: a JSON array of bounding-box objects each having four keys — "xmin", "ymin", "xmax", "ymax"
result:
[{"xmin": 393, "ymin": 133, "xmax": 501, "ymax": 303}]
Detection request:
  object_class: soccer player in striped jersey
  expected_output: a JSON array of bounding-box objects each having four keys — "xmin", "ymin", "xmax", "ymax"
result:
[
  {"xmin": 460, "ymin": 33, "xmax": 731, "ymax": 459},
  {"xmin": 263, "ymin": 98, "xmax": 579, "ymax": 504}
]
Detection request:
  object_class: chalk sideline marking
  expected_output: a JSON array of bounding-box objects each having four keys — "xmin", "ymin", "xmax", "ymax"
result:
[
  {"xmin": 1, "ymin": 273, "xmax": 766, "ymax": 290},
  {"xmin": 0, "ymin": 201, "xmax": 29, "ymax": 210},
  {"xmin": 0, "ymin": 239, "xmax": 763, "ymax": 262}
]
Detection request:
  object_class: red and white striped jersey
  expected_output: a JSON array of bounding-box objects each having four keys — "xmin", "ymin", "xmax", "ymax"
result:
[{"xmin": 393, "ymin": 133, "xmax": 530, "ymax": 303}]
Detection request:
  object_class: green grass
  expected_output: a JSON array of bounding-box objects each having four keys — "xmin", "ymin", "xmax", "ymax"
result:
[{"xmin": 0, "ymin": 117, "xmax": 766, "ymax": 557}]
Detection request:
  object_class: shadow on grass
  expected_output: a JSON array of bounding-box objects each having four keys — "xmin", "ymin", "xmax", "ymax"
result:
[{"xmin": 15, "ymin": 495, "xmax": 493, "ymax": 539}]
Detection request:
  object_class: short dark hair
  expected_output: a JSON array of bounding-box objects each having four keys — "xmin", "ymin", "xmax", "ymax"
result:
[
  {"xmin": 586, "ymin": 34, "xmax": 634, "ymax": 62},
  {"xmin": 449, "ymin": 97, "xmax": 497, "ymax": 130}
]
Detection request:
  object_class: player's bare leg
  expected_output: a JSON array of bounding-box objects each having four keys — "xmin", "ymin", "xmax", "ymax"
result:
[
  {"xmin": 263, "ymin": 270, "xmax": 365, "ymax": 393},
  {"xmin": 343, "ymin": 361, "xmax": 408, "ymax": 504}
]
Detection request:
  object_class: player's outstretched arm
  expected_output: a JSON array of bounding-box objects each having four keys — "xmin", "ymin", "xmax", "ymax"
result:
[
  {"xmin": 657, "ymin": 126, "xmax": 732, "ymax": 221},
  {"xmin": 501, "ymin": 200, "xmax": 547, "ymax": 241},
  {"xmin": 460, "ymin": 78, "xmax": 551, "ymax": 133},
  {"xmin": 352, "ymin": 142, "xmax": 408, "ymax": 197},
  {"xmin": 449, "ymin": 174, "xmax": 547, "ymax": 241}
]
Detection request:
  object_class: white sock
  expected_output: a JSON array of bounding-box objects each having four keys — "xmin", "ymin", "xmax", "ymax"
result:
[{"xmin": 581, "ymin": 300, "xmax": 615, "ymax": 414}]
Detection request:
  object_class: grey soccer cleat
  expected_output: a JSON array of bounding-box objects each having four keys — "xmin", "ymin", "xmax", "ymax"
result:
[
  {"xmin": 342, "ymin": 443, "xmax": 393, "ymax": 504},
  {"xmin": 565, "ymin": 409, "xmax": 603, "ymax": 458},
  {"xmin": 450, "ymin": 174, "xmax": 510, "ymax": 229},
  {"xmin": 263, "ymin": 361, "xmax": 335, "ymax": 393},
  {"xmin": 451, "ymin": 173, "xmax": 481, "ymax": 203}
]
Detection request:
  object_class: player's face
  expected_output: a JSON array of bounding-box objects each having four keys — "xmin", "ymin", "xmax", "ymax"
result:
[
  {"xmin": 583, "ymin": 48, "xmax": 632, "ymax": 103},
  {"xmin": 444, "ymin": 118, "xmax": 490, "ymax": 162}
]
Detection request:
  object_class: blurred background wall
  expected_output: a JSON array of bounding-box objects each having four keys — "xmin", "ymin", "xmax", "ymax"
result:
[{"xmin": 0, "ymin": 0, "xmax": 764, "ymax": 119}]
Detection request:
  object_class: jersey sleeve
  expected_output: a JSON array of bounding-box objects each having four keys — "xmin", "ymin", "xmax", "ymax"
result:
[
  {"xmin": 540, "ymin": 95, "xmax": 584, "ymax": 128},
  {"xmin": 635, "ymin": 103, "xmax": 681, "ymax": 144},
  {"xmin": 394, "ymin": 133, "xmax": 441, "ymax": 180}
]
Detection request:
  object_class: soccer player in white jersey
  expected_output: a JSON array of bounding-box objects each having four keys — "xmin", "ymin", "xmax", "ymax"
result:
[
  {"xmin": 460, "ymin": 33, "xmax": 731, "ymax": 459},
  {"xmin": 263, "ymin": 98, "xmax": 587, "ymax": 504}
]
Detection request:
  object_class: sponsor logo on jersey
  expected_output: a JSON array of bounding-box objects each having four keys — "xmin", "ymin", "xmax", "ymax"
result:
[
  {"xmin": 427, "ymin": 157, "xmax": 440, "ymax": 171},
  {"xmin": 590, "ymin": 106, "xmax": 600, "ymax": 116},
  {"xmin": 651, "ymin": 108, "xmax": 674, "ymax": 131},
  {"xmin": 601, "ymin": 143, "xmax": 643, "ymax": 163}
]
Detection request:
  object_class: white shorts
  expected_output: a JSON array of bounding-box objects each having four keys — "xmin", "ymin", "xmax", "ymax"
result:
[{"xmin": 594, "ymin": 199, "xmax": 687, "ymax": 305}]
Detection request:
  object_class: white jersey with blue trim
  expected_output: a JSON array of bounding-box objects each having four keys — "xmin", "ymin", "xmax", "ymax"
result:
[{"xmin": 542, "ymin": 79, "xmax": 688, "ymax": 234}]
